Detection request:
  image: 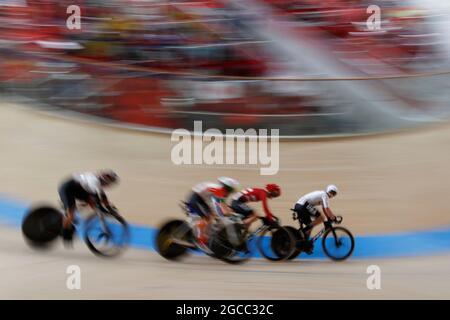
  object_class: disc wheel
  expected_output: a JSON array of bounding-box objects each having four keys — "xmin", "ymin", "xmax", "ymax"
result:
[
  {"xmin": 283, "ymin": 226, "xmax": 304, "ymax": 260},
  {"xmin": 155, "ymin": 220, "xmax": 193, "ymax": 261},
  {"xmin": 209, "ymin": 225, "xmax": 252, "ymax": 264},
  {"xmin": 21, "ymin": 206, "xmax": 63, "ymax": 249},
  {"xmin": 257, "ymin": 226, "xmax": 295, "ymax": 261}
]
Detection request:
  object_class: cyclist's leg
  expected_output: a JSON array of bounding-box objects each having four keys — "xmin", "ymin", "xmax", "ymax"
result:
[
  {"xmin": 59, "ymin": 180, "xmax": 92, "ymax": 242},
  {"xmin": 58, "ymin": 181, "xmax": 77, "ymax": 230},
  {"xmin": 230, "ymin": 200, "xmax": 256, "ymax": 229},
  {"xmin": 294, "ymin": 203, "xmax": 318, "ymax": 253},
  {"xmin": 305, "ymin": 205, "xmax": 323, "ymax": 235},
  {"xmin": 58, "ymin": 181, "xmax": 85, "ymax": 246},
  {"xmin": 294, "ymin": 203, "xmax": 313, "ymax": 236},
  {"xmin": 187, "ymin": 192, "xmax": 211, "ymax": 244}
]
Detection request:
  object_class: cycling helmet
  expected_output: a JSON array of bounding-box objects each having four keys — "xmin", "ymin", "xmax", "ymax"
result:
[
  {"xmin": 266, "ymin": 183, "xmax": 281, "ymax": 196},
  {"xmin": 326, "ymin": 184, "xmax": 338, "ymax": 196},
  {"xmin": 218, "ymin": 177, "xmax": 239, "ymax": 192},
  {"xmin": 98, "ymin": 170, "xmax": 119, "ymax": 185}
]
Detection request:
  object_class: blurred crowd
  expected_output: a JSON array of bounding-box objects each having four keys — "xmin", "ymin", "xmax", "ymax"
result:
[
  {"xmin": 261, "ymin": 0, "xmax": 447, "ymax": 72},
  {"xmin": 1, "ymin": 0, "xmax": 449, "ymax": 135}
]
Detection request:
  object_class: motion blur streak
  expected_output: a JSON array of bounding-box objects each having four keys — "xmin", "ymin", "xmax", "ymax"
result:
[
  {"xmin": 2, "ymin": 0, "xmax": 450, "ymax": 135},
  {"xmin": 1, "ymin": 0, "xmax": 450, "ymax": 299}
]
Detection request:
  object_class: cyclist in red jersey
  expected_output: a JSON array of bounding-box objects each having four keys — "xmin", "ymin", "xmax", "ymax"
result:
[{"xmin": 230, "ymin": 184, "xmax": 281, "ymax": 229}]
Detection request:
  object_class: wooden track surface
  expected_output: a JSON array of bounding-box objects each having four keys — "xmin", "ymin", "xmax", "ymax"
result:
[
  {"xmin": 1, "ymin": 101, "xmax": 450, "ymax": 299},
  {"xmin": 0, "ymin": 227, "xmax": 449, "ymax": 299},
  {"xmin": 1, "ymin": 102, "xmax": 449, "ymax": 234}
]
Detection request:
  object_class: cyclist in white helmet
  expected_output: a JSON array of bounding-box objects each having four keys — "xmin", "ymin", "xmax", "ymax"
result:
[
  {"xmin": 186, "ymin": 177, "xmax": 239, "ymax": 248},
  {"xmin": 58, "ymin": 170, "xmax": 120, "ymax": 245},
  {"xmin": 293, "ymin": 184, "xmax": 338, "ymax": 253}
]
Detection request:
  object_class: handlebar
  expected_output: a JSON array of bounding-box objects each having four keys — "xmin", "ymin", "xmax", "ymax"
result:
[
  {"xmin": 259, "ymin": 216, "xmax": 280, "ymax": 228},
  {"xmin": 95, "ymin": 202, "xmax": 109, "ymax": 213},
  {"xmin": 96, "ymin": 202, "xmax": 120, "ymax": 217},
  {"xmin": 292, "ymin": 209, "xmax": 342, "ymax": 224}
]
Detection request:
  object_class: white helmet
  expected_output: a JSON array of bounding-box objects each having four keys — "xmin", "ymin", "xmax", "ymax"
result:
[
  {"xmin": 326, "ymin": 184, "xmax": 338, "ymax": 195},
  {"xmin": 218, "ymin": 177, "xmax": 240, "ymax": 192}
]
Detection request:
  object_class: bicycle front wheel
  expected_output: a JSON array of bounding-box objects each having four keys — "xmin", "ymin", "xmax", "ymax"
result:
[
  {"xmin": 84, "ymin": 213, "xmax": 130, "ymax": 258},
  {"xmin": 321, "ymin": 227, "xmax": 355, "ymax": 261}
]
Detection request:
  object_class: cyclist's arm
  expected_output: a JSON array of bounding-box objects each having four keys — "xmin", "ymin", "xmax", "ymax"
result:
[
  {"xmin": 220, "ymin": 201, "xmax": 233, "ymax": 216},
  {"xmin": 99, "ymin": 190, "xmax": 109, "ymax": 205},
  {"xmin": 322, "ymin": 205, "xmax": 336, "ymax": 221},
  {"xmin": 88, "ymin": 190, "xmax": 112, "ymax": 212},
  {"xmin": 82, "ymin": 178, "xmax": 103, "ymax": 209},
  {"xmin": 86, "ymin": 197, "xmax": 97, "ymax": 210},
  {"xmin": 210, "ymin": 197, "xmax": 227, "ymax": 218},
  {"xmin": 260, "ymin": 192, "xmax": 274, "ymax": 221},
  {"xmin": 321, "ymin": 195, "xmax": 336, "ymax": 221}
]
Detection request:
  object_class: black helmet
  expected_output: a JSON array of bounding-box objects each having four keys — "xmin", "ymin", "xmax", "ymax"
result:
[{"xmin": 98, "ymin": 170, "xmax": 119, "ymax": 185}]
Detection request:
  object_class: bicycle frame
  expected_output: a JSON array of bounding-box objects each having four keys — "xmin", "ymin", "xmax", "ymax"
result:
[
  {"xmin": 309, "ymin": 226, "xmax": 328, "ymax": 243},
  {"xmin": 176, "ymin": 203, "xmax": 263, "ymax": 250},
  {"xmin": 295, "ymin": 214, "xmax": 344, "ymax": 245},
  {"xmin": 71, "ymin": 201, "xmax": 114, "ymax": 236},
  {"xmin": 95, "ymin": 208, "xmax": 112, "ymax": 235},
  {"xmin": 246, "ymin": 221, "xmax": 270, "ymax": 243}
]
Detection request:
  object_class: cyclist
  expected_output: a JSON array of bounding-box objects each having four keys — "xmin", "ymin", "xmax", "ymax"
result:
[
  {"xmin": 58, "ymin": 170, "xmax": 119, "ymax": 245},
  {"xmin": 230, "ymin": 184, "xmax": 281, "ymax": 229},
  {"xmin": 293, "ymin": 184, "xmax": 338, "ymax": 253},
  {"xmin": 186, "ymin": 177, "xmax": 239, "ymax": 248}
]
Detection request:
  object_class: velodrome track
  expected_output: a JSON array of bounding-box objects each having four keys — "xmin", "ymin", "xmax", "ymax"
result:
[
  {"xmin": 1, "ymin": 227, "xmax": 450, "ymax": 299},
  {"xmin": 1, "ymin": 101, "xmax": 450, "ymax": 299}
]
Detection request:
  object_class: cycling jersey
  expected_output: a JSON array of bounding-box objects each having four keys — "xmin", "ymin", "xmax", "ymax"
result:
[
  {"xmin": 193, "ymin": 182, "xmax": 227, "ymax": 200},
  {"xmin": 296, "ymin": 190, "xmax": 330, "ymax": 209},
  {"xmin": 59, "ymin": 172, "xmax": 105, "ymax": 211},
  {"xmin": 232, "ymin": 187, "xmax": 274, "ymax": 220},
  {"xmin": 73, "ymin": 172, "xmax": 103, "ymax": 196},
  {"xmin": 191, "ymin": 182, "xmax": 229, "ymax": 217}
]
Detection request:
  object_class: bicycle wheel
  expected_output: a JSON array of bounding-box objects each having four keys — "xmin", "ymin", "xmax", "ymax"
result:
[
  {"xmin": 84, "ymin": 213, "xmax": 130, "ymax": 258},
  {"xmin": 283, "ymin": 226, "xmax": 304, "ymax": 260},
  {"xmin": 220, "ymin": 249, "xmax": 252, "ymax": 264},
  {"xmin": 209, "ymin": 224, "xmax": 252, "ymax": 264},
  {"xmin": 322, "ymin": 227, "xmax": 355, "ymax": 261},
  {"xmin": 156, "ymin": 220, "xmax": 193, "ymax": 261},
  {"xmin": 22, "ymin": 206, "xmax": 63, "ymax": 249},
  {"xmin": 257, "ymin": 226, "xmax": 295, "ymax": 261}
]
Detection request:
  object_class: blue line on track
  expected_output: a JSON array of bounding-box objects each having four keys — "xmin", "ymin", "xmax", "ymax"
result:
[{"xmin": 1, "ymin": 194, "xmax": 450, "ymax": 259}]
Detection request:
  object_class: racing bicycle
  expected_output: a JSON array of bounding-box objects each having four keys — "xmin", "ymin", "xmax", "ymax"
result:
[
  {"xmin": 21, "ymin": 201, "xmax": 130, "ymax": 258},
  {"xmin": 282, "ymin": 210, "xmax": 355, "ymax": 261},
  {"xmin": 155, "ymin": 202, "xmax": 295, "ymax": 264}
]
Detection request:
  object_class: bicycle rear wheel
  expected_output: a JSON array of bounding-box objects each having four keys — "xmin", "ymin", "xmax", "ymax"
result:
[
  {"xmin": 84, "ymin": 213, "xmax": 130, "ymax": 258},
  {"xmin": 22, "ymin": 206, "xmax": 63, "ymax": 249},
  {"xmin": 209, "ymin": 224, "xmax": 252, "ymax": 264},
  {"xmin": 257, "ymin": 226, "xmax": 295, "ymax": 261},
  {"xmin": 283, "ymin": 226, "xmax": 304, "ymax": 260},
  {"xmin": 156, "ymin": 220, "xmax": 193, "ymax": 261},
  {"xmin": 322, "ymin": 227, "xmax": 355, "ymax": 261}
]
